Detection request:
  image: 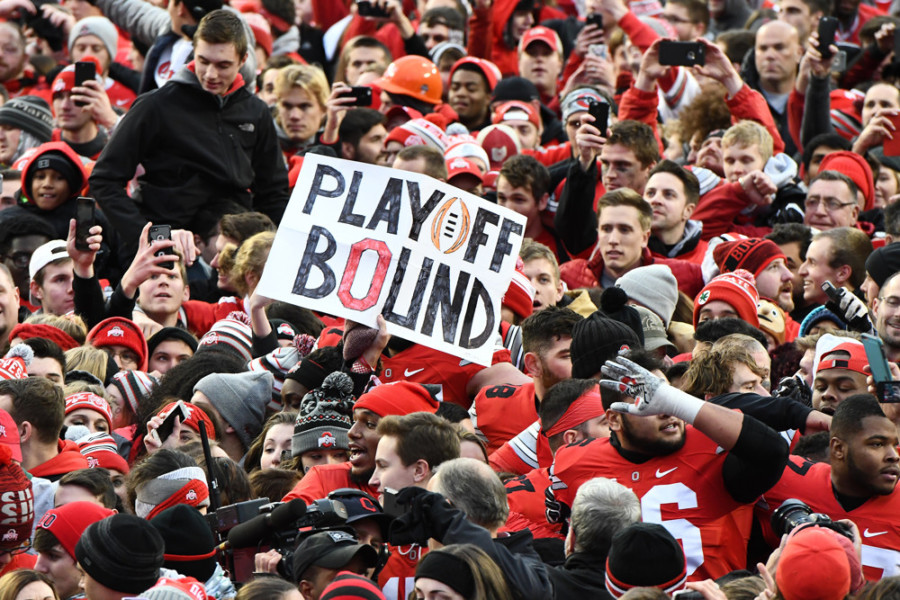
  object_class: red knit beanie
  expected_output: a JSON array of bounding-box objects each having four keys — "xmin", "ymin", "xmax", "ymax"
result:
[
  {"xmin": 819, "ymin": 151, "xmax": 874, "ymax": 211},
  {"xmin": 9, "ymin": 322, "xmax": 79, "ymax": 351},
  {"xmin": 65, "ymin": 392, "xmax": 113, "ymax": 432},
  {"xmin": 693, "ymin": 270, "xmax": 760, "ymax": 328},
  {"xmin": 87, "ymin": 317, "xmax": 148, "ymax": 371},
  {"xmin": 353, "ymin": 382, "xmax": 439, "ymax": 417},
  {"xmin": 36, "ymin": 501, "xmax": 115, "ymax": 559},
  {"xmin": 713, "ymin": 238, "xmax": 786, "ymax": 278},
  {"xmin": 0, "ymin": 444, "xmax": 33, "ymax": 550}
]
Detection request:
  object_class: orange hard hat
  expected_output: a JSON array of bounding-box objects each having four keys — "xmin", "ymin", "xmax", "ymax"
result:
[{"xmin": 377, "ymin": 55, "xmax": 442, "ymax": 105}]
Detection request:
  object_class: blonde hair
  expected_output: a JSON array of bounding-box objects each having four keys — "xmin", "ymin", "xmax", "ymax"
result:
[
  {"xmin": 24, "ymin": 312, "xmax": 88, "ymax": 345},
  {"xmin": 230, "ymin": 231, "xmax": 275, "ymax": 297},
  {"xmin": 722, "ymin": 120, "xmax": 774, "ymax": 163},
  {"xmin": 64, "ymin": 380, "xmax": 109, "ymax": 399},
  {"xmin": 274, "ymin": 64, "xmax": 329, "ymax": 108},
  {"xmin": 64, "ymin": 345, "xmax": 108, "ymax": 381}
]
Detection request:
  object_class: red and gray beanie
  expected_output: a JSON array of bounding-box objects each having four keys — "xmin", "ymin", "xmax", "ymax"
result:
[{"xmin": 111, "ymin": 370, "xmax": 158, "ymax": 417}]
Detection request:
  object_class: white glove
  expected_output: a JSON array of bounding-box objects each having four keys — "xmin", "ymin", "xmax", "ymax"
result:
[{"xmin": 600, "ymin": 356, "xmax": 705, "ymax": 424}]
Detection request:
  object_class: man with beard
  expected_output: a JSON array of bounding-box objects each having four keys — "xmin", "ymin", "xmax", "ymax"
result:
[
  {"xmin": 833, "ymin": 0, "xmax": 882, "ymax": 45},
  {"xmin": 873, "ymin": 272, "xmax": 900, "ymax": 361},
  {"xmin": 713, "ymin": 238, "xmax": 799, "ymax": 338},
  {"xmin": 811, "ymin": 337, "xmax": 868, "ymax": 416},
  {"xmin": 282, "ymin": 381, "xmax": 439, "ymax": 502},
  {"xmin": 0, "ymin": 22, "xmax": 51, "ymax": 101},
  {"xmin": 548, "ymin": 355, "xmax": 789, "ymax": 581},
  {"xmin": 490, "ymin": 312, "xmax": 641, "ymax": 474},
  {"xmin": 760, "ymin": 394, "xmax": 900, "ymax": 580},
  {"xmin": 470, "ymin": 306, "xmax": 583, "ymax": 454}
]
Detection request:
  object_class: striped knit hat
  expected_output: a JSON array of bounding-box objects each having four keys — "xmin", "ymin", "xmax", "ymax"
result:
[
  {"xmin": 247, "ymin": 333, "xmax": 317, "ymax": 410},
  {"xmin": 384, "ymin": 118, "xmax": 449, "ymax": 151},
  {"xmin": 135, "ymin": 466, "xmax": 210, "ymax": 520},
  {"xmin": 110, "ymin": 370, "xmax": 158, "ymax": 417},
  {"xmin": 291, "ymin": 372, "xmax": 354, "ymax": 458},
  {"xmin": 0, "ymin": 344, "xmax": 32, "ymax": 380},
  {"xmin": 65, "ymin": 392, "xmax": 113, "ymax": 432},
  {"xmin": 692, "ymin": 270, "xmax": 760, "ymax": 328},
  {"xmin": 196, "ymin": 312, "xmax": 253, "ymax": 362},
  {"xmin": 605, "ymin": 523, "xmax": 687, "ymax": 598},
  {"xmin": 321, "ymin": 571, "xmax": 387, "ymax": 600},
  {"xmin": 78, "ymin": 432, "xmax": 130, "ymax": 474}
]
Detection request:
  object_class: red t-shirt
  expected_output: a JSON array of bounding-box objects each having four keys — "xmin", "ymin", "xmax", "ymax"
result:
[
  {"xmin": 471, "ymin": 381, "xmax": 538, "ymax": 453},
  {"xmin": 378, "ymin": 544, "xmax": 425, "ymax": 600},
  {"xmin": 380, "ymin": 345, "xmax": 511, "ymax": 409},
  {"xmin": 503, "ymin": 467, "xmax": 564, "ymax": 539},
  {"xmin": 550, "ymin": 430, "xmax": 753, "ymax": 581},
  {"xmin": 282, "ymin": 462, "xmax": 378, "ymax": 503},
  {"xmin": 760, "ymin": 456, "xmax": 900, "ymax": 581}
]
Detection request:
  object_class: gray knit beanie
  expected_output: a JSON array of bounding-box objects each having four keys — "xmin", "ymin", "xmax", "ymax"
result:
[
  {"xmin": 292, "ymin": 372, "xmax": 354, "ymax": 457},
  {"xmin": 68, "ymin": 16, "xmax": 118, "ymax": 62},
  {"xmin": 616, "ymin": 264, "xmax": 679, "ymax": 327},
  {"xmin": 193, "ymin": 371, "xmax": 274, "ymax": 449}
]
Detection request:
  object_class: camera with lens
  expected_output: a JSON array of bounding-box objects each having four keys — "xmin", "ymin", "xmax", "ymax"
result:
[
  {"xmin": 218, "ymin": 497, "xmax": 349, "ymax": 584},
  {"xmin": 771, "ymin": 499, "xmax": 853, "ymax": 540}
]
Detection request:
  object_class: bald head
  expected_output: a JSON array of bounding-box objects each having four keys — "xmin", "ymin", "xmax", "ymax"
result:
[{"xmin": 755, "ymin": 21, "xmax": 802, "ymax": 92}]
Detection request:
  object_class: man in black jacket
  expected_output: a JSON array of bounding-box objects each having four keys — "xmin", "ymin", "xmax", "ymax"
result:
[{"xmin": 89, "ymin": 10, "xmax": 289, "ymax": 259}]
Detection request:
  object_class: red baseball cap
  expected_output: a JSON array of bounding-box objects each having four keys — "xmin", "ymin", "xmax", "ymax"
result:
[
  {"xmin": 492, "ymin": 100, "xmax": 541, "ymax": 129},
  {"xmin": 447, "ymin": 157, "xmax": 484, "ymax": 184},
  {"xmin": 518, "ymin": 26, "xmax": 563, "ymax": 55}
]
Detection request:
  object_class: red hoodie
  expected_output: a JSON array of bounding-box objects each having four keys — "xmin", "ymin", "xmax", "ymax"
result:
[{"xmin": 29, "ymin": 439, "xmax": 90, "ymax": 480}]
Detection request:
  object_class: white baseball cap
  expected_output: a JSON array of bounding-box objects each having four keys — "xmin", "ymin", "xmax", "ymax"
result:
[{"xmin": 29, "ymin": 240, "xmax": 69, "ymax": 282}]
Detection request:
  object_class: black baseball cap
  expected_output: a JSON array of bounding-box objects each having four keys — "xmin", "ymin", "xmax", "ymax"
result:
[
  {"xmin": 328, "ymin": 489, "xmax": 394, "ymax": 540},
  {"xmin": 292, "ymin": 531, "xmax": 378, "ymax": 583}
]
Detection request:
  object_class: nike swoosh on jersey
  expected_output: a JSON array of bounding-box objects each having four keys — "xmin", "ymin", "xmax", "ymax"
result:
[
  {"xmin": 863, "ymin": 529, "xmax": 889, "ymax": 538},
  {"xmin": 404, "ymin": 368, "xmax": 425, "ymax": 377},
  {"xmin": 655, "ymin": 467, "xmax": 678, "ymax": 478}
]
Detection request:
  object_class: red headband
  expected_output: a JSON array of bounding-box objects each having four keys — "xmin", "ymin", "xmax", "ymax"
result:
[
  {"xmin": 545, "ymin": 389, "xmax": 606, "ymax": 437},
  {"xmin": 146, "ymin": 479, "xmax": 209, "ymax": 520}
]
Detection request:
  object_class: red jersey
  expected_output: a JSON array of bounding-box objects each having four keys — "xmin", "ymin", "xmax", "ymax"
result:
[
  {"xmin": 760, "ymin": 456, "xmax": 900, "ymax": 581},
  {"xmin": 550, "ymin": 430, "xmax": 753, "ymax": 580},
  {"xmin": 378, "ymin": 544, "xmax": 425, "ymax": 600},
  {"xmin": 282, "ymin": 462, "xmax": 378, "ymax": 503},
  {"xmin": 105, "ymin": 78, "xmax": 136, "ymax": 110},
  {"xmin": 380, "ymin": 344, "xmax": 512, "ymax": 409},
  {"xmin": 503, "ymin": 467, "xmax": 564, "ymax": 539},
  {"xmin": 489, "ymin": 421, "xmax": 553, "ymax": 475},
  {"xmin": 470, "ymin": 381, "xmax": 538, "ymax": 453}
]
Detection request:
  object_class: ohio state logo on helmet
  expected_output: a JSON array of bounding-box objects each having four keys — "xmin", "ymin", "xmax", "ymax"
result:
[{"xmin": 318, "ymin": 432, "xmax": 336, "ymax": 448}]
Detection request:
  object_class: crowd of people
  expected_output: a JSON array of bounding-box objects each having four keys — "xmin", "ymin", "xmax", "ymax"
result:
[{"xmin": 0, "ymin": 0, "xmax": 899, "ymax": 598}]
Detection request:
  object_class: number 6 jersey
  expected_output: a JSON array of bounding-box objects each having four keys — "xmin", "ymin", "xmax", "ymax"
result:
[{"xmin": 549, "ymin": 429, "xmax": 755, "ymax": 581}]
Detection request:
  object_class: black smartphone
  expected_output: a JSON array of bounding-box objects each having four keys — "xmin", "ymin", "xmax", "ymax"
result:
[
  {"xmin": 658, "ymin": 40, "xmax": 705, "ymax": 66},
  {"xmin": 818, "ymin": 17, "xmax": 839, "ymax": 60},
  {"xmin": 75, "ymin": 196, "xmax": 95, "ymax": 251},
  {"xmin": 894, "ymin": 28, "xmax": 900, "ymax": 58},
  {"xmin": 341, "ymin": 86, "xmax": 373, "ymax": 107},
  {"xmin": 381, "ymin": 488, "xmax": 409, "ymax": 518},
  {"xmin": 821, "ymin": 280, "xmax": 843, "ymax": 304},
  {"xmin": 148, "ymin": 224, "xmax": 174, "ymax": 270},
  {"xmin": 74, "ymin": 61, "xmax": 96, "ymax": 107},
  {"xmin": 357, "ymin": 0, "xmax": 390, "ymax": 18},
  {"xmin": 586, "ymin": 13, "xmax": 604, "ymax": 30},
  {"xmin": 157, "ymin": 400, "xmax": 188, "ymax": 443},
  {"xmin": 587, "ymin": 98, "xmax": 609, "ymax": 135}
]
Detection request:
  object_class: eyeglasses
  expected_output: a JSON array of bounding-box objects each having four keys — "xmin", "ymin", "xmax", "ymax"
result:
[
  {"xmin": 804, "ymin": 198, "xmax": 856, "ymax": 211},
  {"xmin": 2, "ymin": 252, "xmax": 30, "ymax": 269},
  {"xmin": 0, "ymin": 540, "xmax": 31, "ymax": 557}
]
